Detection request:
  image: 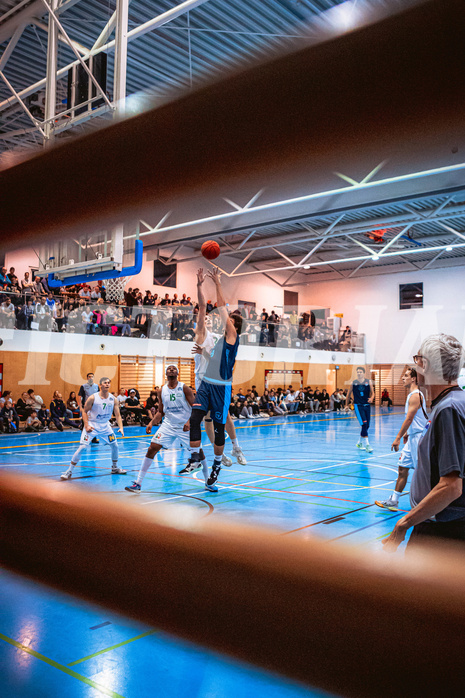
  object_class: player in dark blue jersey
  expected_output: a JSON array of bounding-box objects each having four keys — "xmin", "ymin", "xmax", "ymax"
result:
[
  {"xmin": 347, "ymin": 366, "xmax": 374, "ymax": 452},
  {"xmin": 189, "ymin": 267, "xmax": 242, "ymax": 492}
]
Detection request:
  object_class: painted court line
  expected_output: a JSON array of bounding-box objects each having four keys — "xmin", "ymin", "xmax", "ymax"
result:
[
  {"xmin": 0, "ymin": 411, "xmax": 401, "ymax": 451},
  {"xmin": 0, "ymin": 632, "xmax": 125, "ymax": 698},
  {"xmin": 68, "ymin": 629, "xmax": 157, "ymax": 666}
]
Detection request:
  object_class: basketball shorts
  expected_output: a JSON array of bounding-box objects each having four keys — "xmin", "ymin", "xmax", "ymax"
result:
[
  {"xmin": 151, "ymin": 422, "xmax": 191, "ymax": 451},
  {"xmin": 398, "ymin": 431, "xmax": 422, "ymax": 470},
  {"xmin": 194, "ymin": 380, "xmax": 232, "ymax": 425},
  {"xmin": 353, "ymin": 403, "xmax": 371, "ymax": 437},
  {"xmin": 80, "ymin": 424, "xmax": 116, "ymax": 446}
]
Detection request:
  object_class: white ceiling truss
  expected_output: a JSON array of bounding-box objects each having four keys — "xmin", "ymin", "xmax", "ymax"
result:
[
  {"xmin": 139, "ymin": 164, "xmax": 465, "ymax": 282},
  {"xmin": 2, "ymin": 0, "xmax": 465, "ymax": 283}
]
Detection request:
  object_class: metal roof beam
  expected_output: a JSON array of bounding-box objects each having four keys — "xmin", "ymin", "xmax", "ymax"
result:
[
  {"xmin": 31, "ymin": 18, "xmax": 90, "ymax": 55},
  {"xmin": 154, "ymin": 197, "xmax": 465, "ymax": 261},
  {"xmin": 139, "ymin": 165, "xmax": 465, "ymax": 249},
  {"xmin": 0, "ymin": 0, "xmax": 213, "ymax": 112},
  {"xmin": 3, "ymin": 0, "xmax": 465, "ymax": 246}
]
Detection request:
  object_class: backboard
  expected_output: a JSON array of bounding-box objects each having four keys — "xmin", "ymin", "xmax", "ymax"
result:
[{"xmin": 36, "ymin": 221, "xmax": 142, "ymax": 286}]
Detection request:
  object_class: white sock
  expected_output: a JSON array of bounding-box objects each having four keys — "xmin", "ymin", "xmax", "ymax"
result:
[
  {"xmin": 68, "ymin": 461, "xmax": 77, "ymax": 472},
  {"xmin": 112, "ymin": 460, "xmax": 118, "ymax": 470},
  {"xmin": 191, "ymin": 446, "xmax": 200, "ymax": 455},
  {"xmin": 201, "ymin": 458, "xmax": 209, "ymax": 480},
  {"xmin": 391, "ymin": 490, "xmax": 400, "ymax": 503},
  {"xmin": 231, "ymin": 437, "xmax": 239, "ymax": 448},
  {"xmin": 362, "ymin": 437, "xmax": 369, "ymax": 445},
  {"xmin": 136, "ymin": 456, "xmax": 153, "ymax": 485}
]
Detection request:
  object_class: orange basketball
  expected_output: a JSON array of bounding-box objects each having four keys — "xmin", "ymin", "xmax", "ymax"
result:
[{"xmin": 201, "ymin": 240, "xmax": 221, "ymax": 260}]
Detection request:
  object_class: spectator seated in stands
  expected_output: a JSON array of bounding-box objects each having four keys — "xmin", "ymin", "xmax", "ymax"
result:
[
  {"xmin": 258, "ymin": 389, "xmax": 278, "ymax": 418},
  {"xmin": 145, "ymin": 390, "xmax": 158, "ymax": 419},
  {"xmin": 78, "ymin": 285, "xmax": 92, "ymax": 303},
  {"xmin": 269, "ymin": 389, "xmax": 286, "ymax": 415},
  {"xmin": 50, "ymin": 391, "xmax": 81, "ymax": 431},
  {"xmin": 45, "ymin": 292, "xmax": 56, "ymax": 316},
  {"xmin": 37, "ymin": 405, "xmax": 51, "ymax": 429},
  {"xmin": 21, "ymin": 271, "xmax": 34, "ymax": 293},
  {"xmin": 26, "ymin": 388, "xmax": 45, "ymax": 413},
  {"xmin": 67, "ymin": 391, "xmax": 81, "ymax": 419},
  {"xmin": 16, "ymin": 391, "xmax": 33, "ymax": 420},
  {"xmin": 8, "ymin": 267, "xmax": 18, "ymax": 285},
  {"xmin": 124, "ymin": 389, "xmax": 145, "ymax": 425},
  {"xmin": 284, "ymin": 389, "xmax": 299, "ymax": 413},
  {"xmin": 32, "ymin": 276, "xmax": 48, "ymax": 296},
  {"xmin": 1, "ymin": 398, "xmax": 19, "ymax": 432},
  {"xmin": 82, "ymin": 304, "xmax": 95, "ymax": 334},
  {"xmin": 25, "ymin": 410, "xmax": 44, "ymax": 432},
  {"xmin": 339, "ymin": 325, "xmax": 352, "ymax": 351},
  {"xmin": 90, "ymin": 285, "xmax": 102, "ymax": 302},
  {"xmin": 0, "ymin": 297, "xmax": 15, "ymax": 328},
  {"xmin": 17, "ymin": 298, "xmax": 34, "ymax": 330},
  {"xmin": 55, "ymin": 301, "xmax": 65, "ymax": 332},
  {"xmin": 34, "ymin": 296, "xmax": 48, "ymax": 330},
  {"xmin": 297, "ymin": 313, "xmax": 312, "ymax": 347},
  {"xmin": 305, "ymin": 388, "xmax": 317, "ymax": 413},
  {"xmin": 330, "ymin": 389, "xmax": 342, "ymax": 411},
  {"xmin": 381, "ymin": 389, "xmax": 393, "ymax": 410}
]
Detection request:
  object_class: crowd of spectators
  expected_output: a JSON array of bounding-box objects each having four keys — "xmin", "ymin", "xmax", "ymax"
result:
[
  {"xmin": 229, "ymin": 385, "xmax": 350, "ymax": 420},
  {"xmin": 0, "ymin": 383, "xmax": 352, "ymax": 434},
  {"xmin": 0, "ymin": 267, "xmax": 360, "ymax": 351}
]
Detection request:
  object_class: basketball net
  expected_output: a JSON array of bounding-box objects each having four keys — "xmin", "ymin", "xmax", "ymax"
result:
[{"xmin": 105, "ymin": 277, "xmax": 127, "ymax": 303}]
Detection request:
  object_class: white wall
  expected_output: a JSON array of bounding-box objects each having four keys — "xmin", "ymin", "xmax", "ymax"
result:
[
  {"xmin": 299, "ymin": 266, "xmax": 465, "ymax": 364},
  {"xmin": 129, "ymin": 254, "xmax": 287, "ymax": 314},
  {"xmin": 0, "ymin": 328, "xmax": 361, "ymax": 366}
]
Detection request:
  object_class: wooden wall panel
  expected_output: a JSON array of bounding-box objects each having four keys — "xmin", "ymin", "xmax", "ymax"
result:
[
  {"xmin": 1, "ymin": 350, "xmax": 364, "ymax": 404},
  {"xmin": 232, "ymin": 362, "xmax": 356, "ymax": 394},
  {"xmin": 0, "ymin": 351, "xmax": 119, "ymax": 405}
]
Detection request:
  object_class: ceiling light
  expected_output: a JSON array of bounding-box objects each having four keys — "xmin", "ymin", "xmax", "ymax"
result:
[
  {"xmin": 372, "ymin": 255, "xmax": 379, "ymax": 261},
  {"xmin": 446, "ymin": 246, "xmax": 453, "ymax": 251},
  {"xmin": 303, "ymin": 264, "xmax": 310, "ymax": 269},
  {"xmin": 415, "ymin": 294, "xmax": 423, "ymax": 298}
]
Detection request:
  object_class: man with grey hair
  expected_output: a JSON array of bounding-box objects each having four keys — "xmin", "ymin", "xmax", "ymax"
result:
[{"xmin": 384, "ymin": 333, "xmax": 465, "ymax": 551}]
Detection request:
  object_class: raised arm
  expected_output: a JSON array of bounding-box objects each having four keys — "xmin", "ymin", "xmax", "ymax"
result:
[
  {"xmin": 207, "ymin": 267, "xmax": 236, "ymax": 344},
  {"xmin": 195, "ymin": 268, "xmax": 207, "ymax": 344}
]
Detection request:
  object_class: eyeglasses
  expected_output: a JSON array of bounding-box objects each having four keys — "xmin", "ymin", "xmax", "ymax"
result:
[{"xmin": 413, "ymin": 354, "xmax": 424, "ymax": 365}]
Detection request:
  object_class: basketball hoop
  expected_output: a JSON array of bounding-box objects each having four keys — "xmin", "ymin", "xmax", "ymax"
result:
[{"xmin": 105, "ymin": 277, "xmax": 127, "ymax": 303}]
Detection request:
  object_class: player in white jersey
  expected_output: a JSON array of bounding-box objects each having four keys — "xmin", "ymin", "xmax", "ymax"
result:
[
  {"xmin": 375, "ymin": 367, "xmax": 428, "ymax": 511},
  {"xmin": 179, "ymin": 268, "xmax": 247, "ymax": 477},
  {"xmin": 125, "ymin": 364, "xmax": 209, "ymax": 492},
  {"xmin": 60, "ymin": 377, "xmax": 126, "ymax": 479}
]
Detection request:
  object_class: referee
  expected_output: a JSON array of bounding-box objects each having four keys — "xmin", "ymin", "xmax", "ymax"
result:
[{"xmin": 78, "ymin": 372, "xmax": 99, "ymax": 443}]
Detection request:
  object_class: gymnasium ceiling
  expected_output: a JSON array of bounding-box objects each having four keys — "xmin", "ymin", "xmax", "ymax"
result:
[{"xmin": 1, "ymin": 0, "xmax": 465, "ymax": 284}]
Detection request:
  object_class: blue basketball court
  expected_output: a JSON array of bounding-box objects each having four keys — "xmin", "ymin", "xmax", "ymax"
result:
[{"xmin": 0, "ymin": 409, "xmax": 408, "ymax": 698}]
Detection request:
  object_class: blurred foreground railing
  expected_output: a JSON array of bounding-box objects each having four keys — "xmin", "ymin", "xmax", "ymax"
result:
[{"xmin": 1, "ymin": 471, "xmax": 465, "ymax": 698}]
